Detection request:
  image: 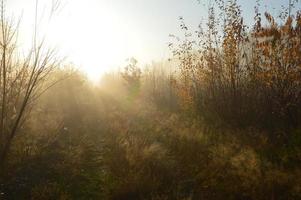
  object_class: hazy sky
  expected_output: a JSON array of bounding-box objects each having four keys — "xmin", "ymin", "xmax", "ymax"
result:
[{"xmin": 6, "ymin": 0, "xmax": 301, "ymax": 80}]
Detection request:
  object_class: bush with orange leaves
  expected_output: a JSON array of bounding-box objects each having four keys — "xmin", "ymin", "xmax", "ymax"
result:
[{"xmin": 170, "ymin": 0, "xmax": 301, "ymax": 138}]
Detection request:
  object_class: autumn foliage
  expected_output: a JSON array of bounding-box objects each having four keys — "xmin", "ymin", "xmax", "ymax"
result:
[
  {"xmin": 1, "ymin": 0, "xmax": 301, "ymax": 199},
  {"xmin": 170, "ymin": 0, "xmax": 301, "ymax": 135}
]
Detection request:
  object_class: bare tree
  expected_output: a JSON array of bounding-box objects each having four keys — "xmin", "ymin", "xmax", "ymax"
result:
[{"xmin": 0, "ymin": 0, "xmax": 61, "ymax": 168}]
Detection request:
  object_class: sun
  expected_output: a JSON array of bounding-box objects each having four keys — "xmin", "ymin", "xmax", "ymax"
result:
[
  {"xmin": 47, "ymin": 0, "xmax": 126, "ymax": 81},
  {"xmin": 9, "ymin": 0, "xmax": 144, "ymax": 81}
]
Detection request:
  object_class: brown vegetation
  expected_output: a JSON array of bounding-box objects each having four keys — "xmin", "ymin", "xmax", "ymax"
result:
[{"xmin": 0, "ymin": 0, "xmax": 301, "ymax": 199}]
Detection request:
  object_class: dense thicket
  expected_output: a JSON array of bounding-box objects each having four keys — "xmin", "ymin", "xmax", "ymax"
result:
[
  {"xmin": 0, "ymin": 0, "xmax": 301, "ymax": 199},
  {"xmin": 170, "ymin": 0, "xmax": 301, "ymax": 133}
]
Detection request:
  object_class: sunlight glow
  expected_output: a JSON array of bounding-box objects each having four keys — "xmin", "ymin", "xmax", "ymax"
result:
[
  {"xmin": 50, "ymin": 0, "xmax": 146, "ymax": 81},
  {"xmin": 9, "ymin": 0, "xmax": 146, "ymax": 81}
]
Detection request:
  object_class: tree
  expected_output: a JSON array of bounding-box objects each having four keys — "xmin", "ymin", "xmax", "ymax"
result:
[
  {"xmin": 0, "ymin": 0, "xmax": 61, "ymax": 169},
  {"xmin": 121, "ymin": 57, "xmax": 142, "ymax": 98}
]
